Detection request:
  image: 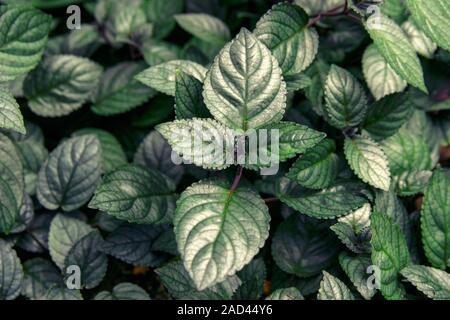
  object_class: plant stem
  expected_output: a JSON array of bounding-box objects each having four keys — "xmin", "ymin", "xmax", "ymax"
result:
[
  {"xmin": 307, "ymin": 1, "xmax": 354, "ymax": 27},
  {"xmin": 230, "ymin": 166, "xmax": 243, "ymax": 192},
  {"xmin": 263, "ymin": 197, "xmax": 279, "ymax": 203}
]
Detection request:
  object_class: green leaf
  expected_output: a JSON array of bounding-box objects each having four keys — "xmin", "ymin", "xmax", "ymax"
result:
[
  {"xmin": 261, "ymin": 122, "xmax": 326, "ymax": 162},
  {"xmin": 401, "ymin": 20, "xmax": 437, "ymax": 59},
  {"xmin": 421, "ymin": 169, "xmax": 450, "ymax": 269},
  {"xmin": 4, "ymin": 0, "xmax": 85, "ymax": 9},
  {"xmin": 136, "ymin": 60, "xmax": 207, "ymax": 96},
  {"xmin": 365, "ymin": 14, "xmax": 427, "ymax": 93},
  {"xmin": 175, "ymin": 13, "xmax": 230, "ymax": 44},
  {"xmin": 94, "ymin": 282, "xmax": 150, "ymax": 300},
  {"xmin": 381, "ymin": 127, "xmax": 432, "ymax": 175},
  {"xmin": 91, "ymin": 62, "xmax": 156, "ymax": 116},
  {"xmin": 324, "ymin": 65, "xmax": 367, "ymax": 129},
  {"xmin": 21, "ymin": 258, "xmax": 62, "ymax": 300},
  {"xmin": 102, "ymin": 224, "xmax": 166, "ymax": 267},
  {"xmin": 339, "ymin": 253, "xmax": 376, "ymax": 300},
  {"xmin": 254, "ymin": 3, "xmax": 319, "ymax": 76},
  {"xmin": 0, "ymin": 133, "xmax": 24, "ymax": 233},
  {"xmin": 156, "ymin": 260, "xmax": 241, "ymax": 300},
  {"xmin": 144, "ymin": 0, "xmax": 183, "ymax": 39},
  {"xmin": 37, "ymin": 135, "xmax": 102, "ymax": 211},
  {"xmin": 287, "ymin": 139, "xmax": 338, "ymax": 189},
  {"xmin": 234, "ymin": 258, "xmax": 266, "ymax": 300},
  {"xmin": 400, "ymin": 265, "xmax": 450, "ymax": 300},
  {"xmin": 203, "ymin": 28, "xmax": 287, "ymax": 132},
  {"xmin": 156, "ymin": 118, "xmax": 235, "ymax": 170},
  {"xmin": 48, "ymin": 214, "xmax": 93, "ymax": 270},
  {"xmin": 13, "ymin": 138, "xmax": 48, "ymax": 195},
  {"xmin": 0, "ymin": 239, "xmax": 23, "ymax": 300},
  {"xmin": 44, "ymin": 285, "xmax": 83, "ymax": 300},
  {"xmin": 24, "ymin": 55, "xmax": 102, "ymax": 117},
  {"xmin": 277, "ymin": 178, "xmax": 368, "ymax": 219},
  {"xmin": 64, "ymin": 231, "xmax": 108, "ymax": 290},
  {"xmin": 73, "ymin": 128, "xmax": 127, "ymax": 173},
  {"xmin": 0, "ymin": 89, "xmax": 25, "ymax": 134},
  {"xmin": 175, "ymin": 178, "xmax": 270, "ymax": 290},
  {"xmin": 0, "ymin": 5, "xmax": 52, "ymax": 82},
  {"xmin": 89, "ymin": 164, "xmax": 177, "ymax": 225},
  {"xmin": 371, "ymin": 212, "xmax": 411, "ymax": 300},
  {"xmin": 272, "ymin": 214, "xmax": 339, "ymax": 278},
  {"xmin": 175, "ymin": 72, "xmax": 211, "ymax": 120},
  {"xmin": 362, "ymin": 93, "xmax": 413, "ymax": 141},
  {"xmin": 380, "ymin": 0, "xmax": 406, "ymax": 22},
  {"xmin": 362, "ymin": 44, "xmax": 407, "ymax": 101},
  {"xmin": 134, "ymin": 130, "xmax": 184, "ymax": 184},
  {"xmin": 317, "ymin": 271, "xmax": 355, "ymax": 300},
  {"xmin": 344, "ymin": 135, "xmax": 391, "ymax": 191},
  {"xmin": 406, "ymin": 0, "xmax": 450, "ymax": 52},
  {"xmin": 266, "ymin": 287, "xmax": 304, "ymax": 300}
]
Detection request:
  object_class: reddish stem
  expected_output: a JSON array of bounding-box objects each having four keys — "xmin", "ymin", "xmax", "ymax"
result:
[
  {"xmin": 263, "ymin": 197, "xmax": 279, "ymax": 203},
  {"xmin": 230, "ymin": 166, "xmax": 243, "ymax": 192}
]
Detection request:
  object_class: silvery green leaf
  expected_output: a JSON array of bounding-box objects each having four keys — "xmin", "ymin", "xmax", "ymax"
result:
[
  {"xmin": 37, "ymin": 135, "xmax": 101, "ymax": 211},
  {"xmin": 136, "ymin": 60, "xmax": 207, "ymax": 96},
  {"xmin": 272, "ymin": 214, "xmax": 339, "ymax": 278},
  {"xmin": 379, "ymin": 0, "xmax": 406, "ymax": 22},
  {"xmin": 175, "ymin": 178, "xmax": 270, "ymax": 290},
  {"xmin": 0, "ymin": 89, "xmax": 25, "ymax": 134},
  {"xmin": 44, "ymin": 285, "xmax": 83, "ymax": 300},
  {"xmin": 175, "ymin": 13, "xmax": 230, "ymax": 44},
  {"xmin": 10, "ymin": 194, "xmax": 34, "ymax": 234},
  {"xmin": 94, "ymin": 282, "xmax": 150, "ymax": 300},
  {"xmin": 0, "ymin": 238, "xmax": 23, "ymax": 300},
  {"xmin": 284, "ymin": 73, "xmax": 312, "ymax": 92},
  {"xmin": 362, "ymin": 44, "xmax": 407, "ymax": 101},
  {"xmin": 277, "ymin": 178, "xmax": 367, "ymax": 219},
  {"xmin": 48, "ymin": 214, "xmax": 93, "ymax": 270},
  {"xmin": 64, "ymin": 231, "xmax": 108, "ymax": 290},
  {"xmin": 371, "ymin": 212, "xmax": 411, "ymax": 300},
  {"xmin": 362, "ymin": 93, "xmax": 413, "ymax": 141},
  {"xmin": 317, "ymin": 271, "xmax": 355, "ymax": 300},
  {"xmin": 175, "ymin": 72, "xmax": 211, "ymax": 120},
  {"xmin": 234, "ymin": 258, "xmax": 266, "ymax": 300},
  {"xmin": 254, "ymin": 3, "xmax": 319, "ymax": 76},
  {"xmin": 94, "ymin": 211, "xmax": 123, "ymax": 233},
  {"xmin": 331, "ymin": 222, "xmax": 371, "ymax": 253},
  {"xmin": 266, "ymin": 287, "xmax": 304, "ymax": 300},
  {"xmin": 400, "ymin": 265, "xmax": 450, "ymax": 300},
  {"xmin": 134, "ymin": 130, "xmax": 185, "ymax": 184},
  {"xmin": 21, "ymin": 258, "xmax": 62, "ymax": 300},
  {"xmin": 338, "ymin": 203, "xmax": 371, "ymax": 233},
  {"xmin": 324, "ymin": 65, "xmax": 367, "ymax": 129},
  {"xmin": 156, "ymin": 260, "xmax": 241, "ymax": 300},
  {"xmin": 421, "ymin": 169, "xmax": 450, "ymax": 269},
  {"xmin": 203, "ymin": 28, "xmax": 287, "ymax": 132},
  {"xmin": 406, "ymin": 0, "xmax": 450, "ymax": 52},
  {"xmin": 393, "ymin": 170, "xmax": 432, "ymax": 196},
  {"xmin": 344, "ymin": 135, "xmax": 391, "ymax": 191},
  {"xmin": 294, "ymin": 0, "xmax": 344, "ymax": 15},
  {"xmin": 401, "ymin": 20, "xmax": 437, "ymax": 59},
  {"xmin": 141, "ymin": 40, "xmax": 180, "ymax": 66},
  {"xmin": 339, "ymin": 253, "xmax": 376, "ymax": 300},
  {"xmin": 102, "ymin": 223, "xmax": 167, "ymax": 267},
  {"xmin": 73, "ymin": 128, "xmax": 127, "ymax": 173},
  {"xmin": 89, "ymin": 164, "xmax": 177, "ymax": 225},
  {"xmin": 91, "ymin": 62, "xmax": 156, "ymax": 116},
  {"xmin": 24, "ymin": 55, "xmax": 102, "ymax": 117},
  {"xmin": 287, "ymin": 139, "xmax": 339, "ymax": 189},
  {"xmin": 365, "ymin": 14, "xmax": 427, "ymax": 93},
  {"xmin": 112, "ymin": 5, "xmax": 147, "ymax": 42},
  {"xmin": 0, "ymin": 5, "xmax": 52, "ymax": 82},
  {"xmin": 157, "ymin": 118, "xmax": 235, "ymax": 170}
]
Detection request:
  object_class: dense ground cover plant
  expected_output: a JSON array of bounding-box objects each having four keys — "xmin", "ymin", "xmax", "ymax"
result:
[{"xmin": 0, "ymin": 0, "xmax": 449, "ymax": 301}]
